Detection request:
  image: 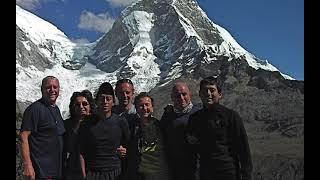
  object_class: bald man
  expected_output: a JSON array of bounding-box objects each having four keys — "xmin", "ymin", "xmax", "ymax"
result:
[
  {"xmin": 160, "ymin": 82, "xmax": 200, "ymax": 180},
  {"xmin": 19, "ymin": 76, "xmax": 65, "ymax": 180}
]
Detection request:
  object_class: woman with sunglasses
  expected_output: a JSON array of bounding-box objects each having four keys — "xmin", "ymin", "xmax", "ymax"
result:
[{"xmin": 63, "ymin": 90, "xmax": 96, "ymax": 180}]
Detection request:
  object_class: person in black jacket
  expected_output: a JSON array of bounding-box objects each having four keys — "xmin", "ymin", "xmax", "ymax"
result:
[
  {"xmin": 63, "ymin": 90, "xmax": 95, "ymax": 180},
  {"xmin": 113, "ymin": 78, "xmax": 139, "ymax": 180},
  {"xmin": 186, "ymin": 76, "xmax": 253, "ymax": 180},
  {"xmin": 160, "ymin": 81, "xmax": 200, "ymax": 180},
  {"xmin": 79, "ymin": 82, "xmax": 130, "ymax": 180}
]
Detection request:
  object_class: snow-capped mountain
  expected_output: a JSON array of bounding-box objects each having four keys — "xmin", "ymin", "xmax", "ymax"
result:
[
  {"xmin": 16, "ymin": 0, "xmax": 295, "ymax": 118},
  {"xmin": 89, "ymin": 0, "xmax": 293, "ymax": 87}
]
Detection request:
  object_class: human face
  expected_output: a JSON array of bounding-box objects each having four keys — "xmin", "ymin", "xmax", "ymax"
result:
[
  {"xmin": 97, "ymin": 94, "xmax": 114, "ymax": 114},
  {"xmin": 199, "ymin": 84, "xmax": 222, "ymax": 108},
  {"xmin": 136, "ymin": 97, "xmax": 153, "ymax": 120},
  {"xmin": 74, "ymin": 96, "xmax": 91, "ymax": 118},
  {"xmin": 116, "ymin": 83, "xmax": 134, "ymax": 107},
  {"xmin": 42, "ymin": 78, "xmax": 60, "ymax": 105},
  {"xmin": 171, "ymin": 83, "xmax": 191, "ymax": 111}
]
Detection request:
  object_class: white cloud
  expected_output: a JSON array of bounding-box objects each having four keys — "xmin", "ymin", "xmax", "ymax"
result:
[
  {"xmin": 78, "ymin": 10, "xmax": 115, "ymax": 33},
  {"xmin": 16, "ymin": 0, "xmax": 41, "ymax": 11},
  {"xmin": 106, "ymin": 0, "xmax": 137, "ymax": 7}
]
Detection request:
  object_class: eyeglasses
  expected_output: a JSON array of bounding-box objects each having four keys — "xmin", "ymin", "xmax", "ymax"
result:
[
  {"xmin": 116, "ymin": 78, "xmax": 133, "ymax": 87},
  {"xmin": 74, "ymin": 101, "xmax": 89, "ymax": 107},
  {"xmin": 98, "ymin": 95, "xmax": 113, "ymax": 101}
]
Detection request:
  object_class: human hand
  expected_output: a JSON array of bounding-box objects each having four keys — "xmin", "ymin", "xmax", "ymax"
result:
[
  {"xmin": 117, "ymin": 145, "xmax": 127, "ymax": 158},
  {"xmin": 23, "ymin": 164, "xmax": 35, "ymax": 180},
  {"xmin": 164, "ymin": 104, "xmax": 174, "ymax": 113},
  {"xmin": 186, "ymin": 134, "xmax": 199, "ymax": 145}
]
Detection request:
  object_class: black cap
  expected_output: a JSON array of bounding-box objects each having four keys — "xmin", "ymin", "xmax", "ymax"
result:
[{"xmin": 96, "ymin": 82, "xmax": 115, "ymax": 100}]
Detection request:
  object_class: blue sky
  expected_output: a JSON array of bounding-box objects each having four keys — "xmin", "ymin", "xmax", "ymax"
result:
[{"xmin": 16, "ymin": 0, "xmax": 304, "ymax": 80}]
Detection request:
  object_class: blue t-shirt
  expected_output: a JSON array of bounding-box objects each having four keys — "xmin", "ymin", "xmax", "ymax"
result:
[{"xmin": 20, "ymin": 98, "xmax": 65, "ymax": 178}]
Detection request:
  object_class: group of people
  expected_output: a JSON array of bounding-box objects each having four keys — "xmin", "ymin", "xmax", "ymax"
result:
[{"xmin": 18, "ymin": 75, "xmax": 253, "ymax": 180}]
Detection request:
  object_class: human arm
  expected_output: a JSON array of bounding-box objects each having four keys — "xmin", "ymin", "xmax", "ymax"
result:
[
  {"xmin": 159, "ymin": 104, "xmax": 174, "ymax": 129},
  {"xmin": 185, "ymin": 113, "xmax": 201, "ymax": 176},
  {"xmin": 120, "ymin": 116, "xmax": 131, "ymax": 149},
  {"xmin": 80, "ymin": 154, "xmax": 86, "ymax": 178},
  {"xmin": 185, "ymin": 113, "xmax": 200, "ymax": 149},
  {"xmin": 232, "ymin": 112, "xmax": 253, "ymax": 180},
  {"xmin": 78, "ymin": 121, "xmax": 89, "ymax": 178},
  {"xmin": 19, "ymin": 105, "xmax": 39, "ymax": 180},
  {"xmin": 19, "ymin": 131, "xmax": 35, "ymax": 180}
]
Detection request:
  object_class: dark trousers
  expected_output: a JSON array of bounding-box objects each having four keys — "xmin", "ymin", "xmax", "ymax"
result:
[
  {"xmin": 64, "ymin": 172, "xmax": 85, "ymax": 180},
  {"xmin": 86, "ymin": 168, "xmax": 121, "ymax": 180},
  {"xmin": 201, "ymin": 173, "xmax": 236, "ymax": 180}
]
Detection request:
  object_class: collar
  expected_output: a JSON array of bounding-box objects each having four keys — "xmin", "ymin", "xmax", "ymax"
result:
[
  {"xmin": 39, "ymin": 97, "xmax": 56, "ymax": 107},
  {"xmin": 114, "ymin": 104, "xmax": 136, "ymax": 115},
  {"xmin": 174, "ymin": 102, "xmax": 193, "ymax": 114},
  {"xmin": 203, "ymin": 103, "xmax": 223, "ymax": 113},
  {"xmin": 127, "ymin": 104, "xmax": 136, "ymax": 114}
]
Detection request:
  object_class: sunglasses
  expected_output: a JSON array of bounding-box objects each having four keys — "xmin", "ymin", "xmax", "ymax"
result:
[{"xmin": 74, "ymin": 101, "xmax": 89, "ymax": 107}]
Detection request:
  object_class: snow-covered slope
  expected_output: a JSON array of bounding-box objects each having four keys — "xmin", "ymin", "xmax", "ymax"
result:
[
  {"xmin": 16, "ymin": 62, "xmax": 118, "ymax": 118},
  {"xmin": 172, "ymin": 0, "xmax": 292, "ymax": 79},
  {"xmin": 185, "ymin": 1, "xmax": 293, "ymax": 80},
  {"xmin": 16, "ymin": 5, "xmax": 115, "ymax": 117},
  {"xmin": 16, "ymin": 5, "xmax": 76, "ymax": 64}
]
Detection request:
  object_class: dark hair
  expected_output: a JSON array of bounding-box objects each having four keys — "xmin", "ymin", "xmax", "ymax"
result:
[
  {"xmin": 96, "ymin": 82, "xmax": 115, "ymax": 102},
  {"xmin": 134, "ymin": 92, "xmax": 154, "ymax": 107},
  {"xmin": 200, "ymin": 76, "xmax": 222, "ymax": 93},
  {"xmin": 41, "ymin": 76, "xmax": 59, "ymax": 90},
  {"xmin": 69, "ymin": 90, "xmax": 96, "ymax": 118},
  {"xmin": 115, "ymin": 78, "xmax": 134, "ymax": 91}
]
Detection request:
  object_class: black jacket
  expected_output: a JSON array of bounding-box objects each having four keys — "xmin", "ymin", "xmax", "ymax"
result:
[
  {"xmin": 62, "ymin": 118, "xmax": 84, "ymax": 180},
  {"xmin": 187, "ymin": 103, "xmax": 253, "ymax": 180},
  {"xmin": 119, "ymin": 113, "xmax": 141, "ymax": 180},
  {"xmin": 79, "ymin": 113, "xmax": 130, "ymax": 172}
]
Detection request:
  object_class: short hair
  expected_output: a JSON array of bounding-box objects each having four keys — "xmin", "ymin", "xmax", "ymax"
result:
[
  {"xmin": 171, "ymin": 81, "xmax": 190, "ymax": 94},
  {"xmin": 115, "ymin": 78, "xmax": 134, "ymax": 91},
  {"xmin": 134, "ymin": 92, "xmax": 154, "ymax": 107},
  {"xmin": 41, "ymin": 76, "xmax": 59, "ymax": 90},
  {"xmin": 69, "ymin": 90, "xmax": 96, "ymax": 118},
  {"xmin": 200, "ymin": 76, "xmax": 222, "ymax": 93},
  {"xmin": 96, "ymin": 82, "xmax": 115, "ymax": 102}
]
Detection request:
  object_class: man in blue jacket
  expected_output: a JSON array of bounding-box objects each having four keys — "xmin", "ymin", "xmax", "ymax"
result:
[{"xmin": 160, "ymin": 81, "xmax": 200, "ymax": 180}]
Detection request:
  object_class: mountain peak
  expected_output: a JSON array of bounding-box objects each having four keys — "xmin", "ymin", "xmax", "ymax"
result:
[
  {"xmin": 16, "ymin": 0, "xmax": 295, "ymax": 117},
  {"xmin": 90, "ymin": 0, "xmax": 293, "ymax": 88}
]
